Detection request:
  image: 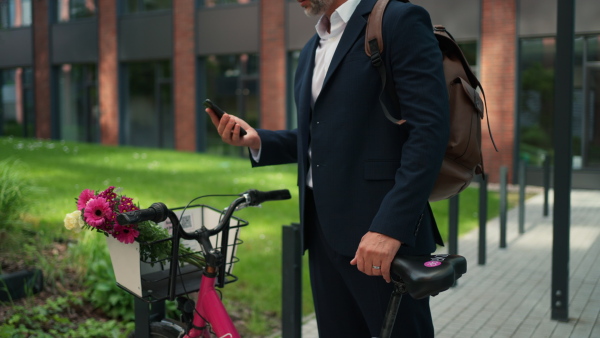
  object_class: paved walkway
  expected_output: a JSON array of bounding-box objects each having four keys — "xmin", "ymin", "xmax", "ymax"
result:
[{"xmin": 298, "ymin": 189, "xmax": 600, "ymax": 337}]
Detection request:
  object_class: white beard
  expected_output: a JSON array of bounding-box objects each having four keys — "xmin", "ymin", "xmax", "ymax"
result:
[{"xmin": 304, "ymin": 0, "xmax": 335, "ymax": 17}]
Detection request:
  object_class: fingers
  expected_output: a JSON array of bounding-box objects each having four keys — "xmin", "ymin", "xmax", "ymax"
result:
[
  {"xmin": 352, "ymin": 232, "xmax": 401, "ymax": 283},
  {"xmin": 205, "ymin": 108, "xmax": 221, "ymax": 127},
  {"xmin": 205, "ymin": 109, "xmax": 244, "ymax": 143}
]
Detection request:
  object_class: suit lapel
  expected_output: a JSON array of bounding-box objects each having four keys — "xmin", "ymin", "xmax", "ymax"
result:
[
  {"xmin": 298, "ymin": 34, "xmax": 319, "ymax": 117},
  {"xmin": 320, "ymin": 0, "xmax": 375, "ymax": 91},
  {"xmin": 298, "ymin": 34, "xmax": 320, "ymax": 149}
]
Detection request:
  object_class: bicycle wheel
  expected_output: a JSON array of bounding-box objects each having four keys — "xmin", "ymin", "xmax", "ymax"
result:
[{"xmin": 149, "ymin": 319, "xmax": 186, "ymax": 338}]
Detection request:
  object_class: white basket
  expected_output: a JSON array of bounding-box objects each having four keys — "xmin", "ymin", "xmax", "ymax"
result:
[{"xmin": 106, "ymin": 204, "xmax": 247, "ymax": 302}]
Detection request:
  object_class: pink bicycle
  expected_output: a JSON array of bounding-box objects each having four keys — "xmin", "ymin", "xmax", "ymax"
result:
[
  {"xmin": 115, "ymin": 189, "xmax": 292, "ymax": 338},
  {"xmin": 115, "ymin": 188, "xmax": 467, "ymax": 338}
]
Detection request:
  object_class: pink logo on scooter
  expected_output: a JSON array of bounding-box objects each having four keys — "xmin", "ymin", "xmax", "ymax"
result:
[{"xmin": 424, "ymin": 261, "xmax": 442, "ymax": 268}]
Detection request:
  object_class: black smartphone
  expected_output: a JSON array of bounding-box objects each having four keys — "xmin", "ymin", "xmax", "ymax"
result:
[{"xmin": 203, "ymin": 99, "xmax": 247, "ymax": 136}]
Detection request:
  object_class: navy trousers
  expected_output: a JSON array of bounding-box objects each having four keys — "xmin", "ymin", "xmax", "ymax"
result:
[{"xmin": 305, "ymin": 189, "xmax": 434, "ymax": 337}]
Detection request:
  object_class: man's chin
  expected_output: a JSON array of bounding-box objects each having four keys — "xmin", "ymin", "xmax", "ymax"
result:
[
  {"xmin": 302, "ymin": 0, "xmax": 331, "ymax": 17},
  {"xmin": 303, "ymin": 7, "xmax": 319, "ymax": 17}
]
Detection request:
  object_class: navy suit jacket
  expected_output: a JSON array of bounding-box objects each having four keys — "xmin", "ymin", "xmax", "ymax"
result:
[{"xmin": 252, "ymin": 0, "xmax": 449, "ymax": 258}]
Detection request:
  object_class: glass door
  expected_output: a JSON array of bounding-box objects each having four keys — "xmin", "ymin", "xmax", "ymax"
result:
[{"xmin": 582, "ymin": 65, "xmax": 600, "ymax": 168}]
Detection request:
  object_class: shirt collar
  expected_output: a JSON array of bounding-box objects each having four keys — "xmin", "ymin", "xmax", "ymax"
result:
[{"xmin": 315, "ymin": 0, "xmax": 361, "ymax": 40}]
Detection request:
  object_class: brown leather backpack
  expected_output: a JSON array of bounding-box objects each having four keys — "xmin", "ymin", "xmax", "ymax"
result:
[{"xmin": 365, "ymin": 0, "xmax": 497, "ymax": 202}]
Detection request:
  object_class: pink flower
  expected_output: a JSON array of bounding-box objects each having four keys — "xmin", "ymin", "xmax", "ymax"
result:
[
  {"xmin": 112, "ymin": 224, "xmax": 139, "ymax": 244},
  {"xmin": 83, "ymin": 197, "xmax": 113, "ymax": 227},
  {"xmin": 77, "ymin": 189, "xmax": 96, "ymax": 211},
  {"xmin": 118, "ymin": 196, "xmax": 139, "ymax": 213}
]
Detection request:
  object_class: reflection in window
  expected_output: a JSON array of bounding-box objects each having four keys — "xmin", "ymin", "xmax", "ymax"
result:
[
  {"xmin": 203, "ymin": 53, "xmax": 259, "ymax": 156},
  {"xmin": 57, "ymin": 64, "xmax": 99, "ymax": 142},
  {"xmin": 124, "ymin": 0, "xmax": 172, "ymax": 13},
  {"xmin": 201, "ymin": 0, "xmax": 255, "ymax": 7},
  {"xmin": 0, "ymin": 0, "xmax": 32, "ymax": 29},
  {"xmin": 518, "ymin": 38, "xmax": 555, "ymax": 166},
  {"xmin": 518, "ymin": 36, "xmax": 596, "ymax": 168},
  {"xmin": 588, "ymin": 36, "xmax": 600, "ymax": 63},
  {"xmin": 581, "ymin": 35, "xmax": 600, "ymax": 167},
  {"xmin": 56, "ymin": 0, "xmax": 97, "ymax": 22},
  {"xmin": 124, "ymin": 61, "xmax": 173, "ymax": 149},
  {"xmin": 0, "ymin": 68, "xmax": 34, "ymax": 137}
]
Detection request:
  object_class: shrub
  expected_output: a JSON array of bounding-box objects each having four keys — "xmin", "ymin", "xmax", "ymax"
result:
[{"xmin": 0, "ymin": 158, "xmax": 33, "ymax": 231}]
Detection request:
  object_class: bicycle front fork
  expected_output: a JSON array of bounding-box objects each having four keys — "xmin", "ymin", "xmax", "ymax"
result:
[{"xmin": 181, "ymin": 273, "xmax": 239, "ymax": 338}]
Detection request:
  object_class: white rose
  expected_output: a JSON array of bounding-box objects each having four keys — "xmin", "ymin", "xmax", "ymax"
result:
[{"xmin": 64, "ymin": 210, "xmax": 85, "ymax": 232}]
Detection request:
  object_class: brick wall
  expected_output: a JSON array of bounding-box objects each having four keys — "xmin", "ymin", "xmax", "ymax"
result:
[
  {"xmin": 173, "ymin": 0, "xmax": 197, "ymax": 151},
  {"xmin": 98, "ymin": 0, "xmax": 119, "ymax": 145},
  {"xmin": 33, "ymin": 0, "xmax": 51, "ymax": 139},
  {"xmin": 480, "ymin": 0, "xmax": 517, "ymax": 183},
  {"xmin": 259, "ymin": 0, "xmax": 286, "ymax": 130}
]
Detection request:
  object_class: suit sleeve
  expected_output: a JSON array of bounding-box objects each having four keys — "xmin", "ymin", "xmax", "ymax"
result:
[
  {"xmin": 368, "ymin": 5, "xmax": 450, "ymax": 246},
  {"xmin": 250, "ymin": 129, "xmax": 299, "ymax": 167}
]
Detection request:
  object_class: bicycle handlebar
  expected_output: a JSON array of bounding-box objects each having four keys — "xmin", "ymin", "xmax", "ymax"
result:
[
  {"xmin": 116, "ymin": 202, "xmax": 169, "ymax": 225},
  {"xmin": 116, "ymin": 189, "xmax": 291, "ymax": 227},
  {"xmin": 245, "ymin": 189, "xmax": 291, "ymax": 206}
]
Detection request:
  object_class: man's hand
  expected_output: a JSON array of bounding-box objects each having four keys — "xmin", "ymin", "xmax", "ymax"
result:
[
  {"xmin": 205, "ymin": 108, "xmax": 261, "ymax": 150},
  {"xmin": 350, "ymin": 231, "xmax": 401, "ymax": 283}
]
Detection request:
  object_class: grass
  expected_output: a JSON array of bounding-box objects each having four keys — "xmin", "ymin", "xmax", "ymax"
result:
[{"xmin": 0, "ymin": 136, "xmax": 514, "ymax": 336}]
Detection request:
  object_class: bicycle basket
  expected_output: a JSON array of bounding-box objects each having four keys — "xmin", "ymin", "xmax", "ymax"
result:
[{"xmin": 106, "ymin": 204, "xmax": 248, "ymax": 302}]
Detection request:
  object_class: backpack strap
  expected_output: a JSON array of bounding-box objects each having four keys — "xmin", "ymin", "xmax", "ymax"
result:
[{"xmin": 365, "ymin": 0, "xmax": 407, "ymax": 126}]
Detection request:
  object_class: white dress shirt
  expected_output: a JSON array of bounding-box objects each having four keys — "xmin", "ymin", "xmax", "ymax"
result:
[{"xmin": 253, "ymin": 0, "xmax": 361, "ymax": 188}]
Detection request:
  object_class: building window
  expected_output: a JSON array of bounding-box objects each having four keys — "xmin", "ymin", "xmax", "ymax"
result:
[
  {"xmin": 0, "ymin": 0, "xmax": 32, "ymax": 29},
  {"xmin": 123, "ymin": 0, "xmax": 172, "ymax": 13},
  {"xmin": 588, "ymin": 36, "xmax": 600, "ymax": 62},
  {"xmin": 0, "ymin": 68, "xmax": 34, "ymax": 137},
  {"xmin": 57, "ymin": 64, "xmax": 99, "ymax": 143},
  {"xmin": 518, "ymin": 38, "xmax": 556, "ymax": 166},
  {"xmin": 202, "ymin": 53, "xmax": 259, "ymax": 156},
  {"xmin": 200, "ymin": 0, "xmax": 256, "ymax": 7},
  {"xmin": 518, "ymin": 35, "xmax": 600, "ymax": 169},
  {"xmin": 123, "ymin": 60, "xmax": 173, "ymax": 149},
  {"xmin": 56, "ymin": 0, "xmax": 97, "ymax": 22},
  {"xmin": 579, "ymin": 35, "xmax": 600, "ymax": 168}
]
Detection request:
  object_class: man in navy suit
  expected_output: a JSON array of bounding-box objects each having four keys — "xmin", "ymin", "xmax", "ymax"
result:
[{"xmin": 207, "ymin": 0, "xmax": 449, "ymax": 336}]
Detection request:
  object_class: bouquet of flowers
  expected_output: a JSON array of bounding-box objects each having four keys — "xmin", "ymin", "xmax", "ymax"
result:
[{"xmin": 64, "ymin": 186, "xmax": 204, "ymax": 268}]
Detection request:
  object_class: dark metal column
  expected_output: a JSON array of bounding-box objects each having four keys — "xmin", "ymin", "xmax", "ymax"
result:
[
  {"xmin": 282, "ymin": 223, "xmax": 302, "ymax": 338},
  {"xmin": 478, "ymin": 174, "xmax": 488, "ymax": 265},
  {"xmin": 518, "ymin": 160, "xmax": 526, "ymax": 234},
  {"xmin": 543, "ymin": 155, "xmax": 551, "ymax": 217},
  {"xmin": 448, "ymin": 195, "xmax": 459, "ymax": 255},
  {"xmin": 499, "ymin": 166, "xmax": 508, "ymax": 248},
  {"xmin": 551, "ymin": 0, "xmax": 575, "ymax": 322}
]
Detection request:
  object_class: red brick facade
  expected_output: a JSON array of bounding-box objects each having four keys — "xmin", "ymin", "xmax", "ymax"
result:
[
  {"xmin": 173, "ymin": 0, "xmax": 197, "ymax": 151},
  {"xmin": 480, "ymin": 0, "xmax": 518, "ymax": 182},
  {"xmin": 259, "ymin": 0, "xmax": 286, "ymax": 130},
  {"xmin": 33, "ymin": 1, "xmax": 51, "ymax": 139},
  {"xmin": 98, "ymin": 0, "xmax": 119, "ymax": 145}
]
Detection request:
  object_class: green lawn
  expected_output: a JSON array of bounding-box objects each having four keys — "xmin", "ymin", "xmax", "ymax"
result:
[{"xmin": 0, "ymin": 136, "xmax": 507, "ymax": 336}]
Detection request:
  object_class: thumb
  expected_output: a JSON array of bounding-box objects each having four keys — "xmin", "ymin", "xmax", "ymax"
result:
[{"xmin": 350, "ymin": 257, "xmax": 357, "ymax": 265}]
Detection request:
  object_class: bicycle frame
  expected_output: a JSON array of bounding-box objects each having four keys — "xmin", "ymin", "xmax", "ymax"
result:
[
  {"xmin": 168, "ymin": 198, "xmax": 247, "ymax": 338},
  {"xmin": 185, "ymin": 273, "xmax": 239, "ymax": 338}
]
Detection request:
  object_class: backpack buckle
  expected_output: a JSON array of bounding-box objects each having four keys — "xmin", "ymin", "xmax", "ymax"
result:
[{"xmin": 368, "ymin": 39, "xmax": 383, "ymax": 67}]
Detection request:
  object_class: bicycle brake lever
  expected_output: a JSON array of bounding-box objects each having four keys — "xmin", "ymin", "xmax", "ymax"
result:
[{"xmin": 234, "ymin": 202, "xmax": 262, "ymax": 211}]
